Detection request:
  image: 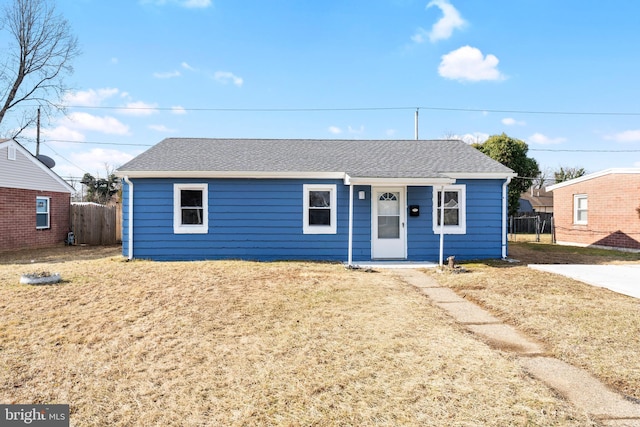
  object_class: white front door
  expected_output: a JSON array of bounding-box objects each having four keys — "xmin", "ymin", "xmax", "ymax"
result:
[{"xmin": 372, "ymin": 187, "xmax": 406, "ymax": 259}]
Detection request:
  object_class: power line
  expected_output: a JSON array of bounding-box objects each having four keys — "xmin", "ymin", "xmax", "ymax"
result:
[
  {"xmin": 47, "ymin": 139, "xmax": 153, "ymax": 147},
  {"xmin": 530, "ymin": 148, "xmax": 640, "ymax": 153},
  {"xmin": 53, "ymin": 103, "xmax": 640, "ymax": 117},
  {"xmin": 40, "ymin": 137, "xmax": 640, "ymax": 153},
  {"xmin": 41, "ymin": 142, "xmax": 89, "ymax": 175}
]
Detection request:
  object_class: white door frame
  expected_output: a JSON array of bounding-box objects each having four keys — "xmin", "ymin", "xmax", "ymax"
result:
[{"xmin": 371, "ymin": 186, "xmax": 407, "ymax": 259}]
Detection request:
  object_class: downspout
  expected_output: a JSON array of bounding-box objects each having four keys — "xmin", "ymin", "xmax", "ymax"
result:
[
  {"xmin": 501, "ymin": 177, "xmax": 512, "ymax": 259},
  {"xmin": 123, "ymin": 176, "xmax": 134, "ymax": 260},
  {"xmin": 348, "ymin": 183, "xmax": 354, "ymax": 267},
  {"xmin": 439, "ymin": 185, "xmax": 445, "ymax": 266}
]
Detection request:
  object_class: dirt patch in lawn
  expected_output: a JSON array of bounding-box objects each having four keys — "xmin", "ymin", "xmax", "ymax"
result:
[
  {"xmin": 0, "ymin": 247, "xmax": 594, "ymax": 426},
  {"xmin": 433, "ymin": 242, "xmax": 640, "ymax": 403}
]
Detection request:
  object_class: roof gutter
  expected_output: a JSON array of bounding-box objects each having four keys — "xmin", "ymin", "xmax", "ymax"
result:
[
  {"xmin": 123, "ymin": 176, "xmax": 134, "ymax": 260},
  {"xmin": 344, "ymin": 176, "xmax": 454, "ymax": 186}
]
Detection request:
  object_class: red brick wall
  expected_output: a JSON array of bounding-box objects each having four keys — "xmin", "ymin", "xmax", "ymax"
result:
[
  {"xmin": 553, "ymin": 174, "xmax": 640, "ymax": 250},
  {"xmin": 0, "ymin": 187, "xmax": 71, "ymax": 252}
]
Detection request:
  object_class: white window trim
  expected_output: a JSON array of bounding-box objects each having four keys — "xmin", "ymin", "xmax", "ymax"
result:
[
  {"xmin": 173, "ymin": 183, "xmax": 208, "ymax": 234},
  {"xmin": 8, "ymin": 145, "xmax": 16, "ymax": 160},
  {"xmin": 432, "ymin": 185, "xmax": 466, "ymax": 234},
  {"xmin": 303, "ymin": 184, "xmax": 337, "ymax": 234},
  {"xmin": 573, "ymin": 194, "xmax": 588, "ymax": 225},
  {"xmin": 36, "ymin": 196, "xmax": 50, "ymax": 229}
]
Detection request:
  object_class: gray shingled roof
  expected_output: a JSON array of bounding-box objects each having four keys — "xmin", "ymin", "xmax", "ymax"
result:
[{"xmin": 117, "ymin": 138, "xmax": 514, "ymax": 179}]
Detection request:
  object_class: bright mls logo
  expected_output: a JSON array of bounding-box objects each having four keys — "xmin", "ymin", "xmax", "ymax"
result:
[{"xmin": 1, "ymin": 405, "xmax": 69, "ymax": 426}]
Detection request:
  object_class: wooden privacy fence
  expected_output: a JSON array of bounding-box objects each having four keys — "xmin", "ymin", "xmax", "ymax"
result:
[{"xmin": 70, "ymin": 203, "xmax": 121, "ymax": 245}]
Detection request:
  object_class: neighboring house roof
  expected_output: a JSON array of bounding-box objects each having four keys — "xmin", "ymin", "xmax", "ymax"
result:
[
  {"xmin": 116, "ymin": 138, "xmax": 515, "ymax": 182},
  {"xmin": 546, "ymin": 168, "xmax": 640, "ymax": 191},
  {"xmin": 0, "ymin": 139, "xmax": 74, "ymax": 193},
  {"xmin": 520, "ymin": 187, "xmax": 553, "ymax": 211}
]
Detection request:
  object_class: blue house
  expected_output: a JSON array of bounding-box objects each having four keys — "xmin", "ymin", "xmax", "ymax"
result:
[{"xmin": 116, "ymin": 138, "xmax": 515, "ymax": 265}]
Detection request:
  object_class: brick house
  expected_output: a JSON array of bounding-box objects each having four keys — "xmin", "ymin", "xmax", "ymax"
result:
[
  {"xmin": 546, "ymin": 168, "xmax": 640, "ymax": 251},
  {"xmin": 0, "ymin": 139, "xmax": 75, "ymax": 252}
]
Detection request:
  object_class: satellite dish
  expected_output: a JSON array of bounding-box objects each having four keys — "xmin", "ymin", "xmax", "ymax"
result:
[{"xmin": 37, "ymin": 154, "xmax": 56, "ymax": 169}]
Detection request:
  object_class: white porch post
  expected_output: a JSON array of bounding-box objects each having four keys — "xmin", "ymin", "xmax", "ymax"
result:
[
  {"xmin": 348, "ymin": 183, "xmax": 354, "ymax": 266},
  {"xmin": 501, "ymin": 177, "xmax": 512, "ymax": 259},
  {"xmin": 439, "ymin": 185, "xmax": 445, "ymax": 266}
]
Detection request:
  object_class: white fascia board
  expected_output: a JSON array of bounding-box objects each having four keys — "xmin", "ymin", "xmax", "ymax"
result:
[
  {"xmin": 444, "ymin": 172, "xmax": 517, "ymax": 180},
  {"xmin": 344, "ymin": 176, "xmax": 455, "ymax": 186},
  {"xmin": 5, "ymin": 139, "xmax": 75, "ymax": 193},
  {"xmin": 114, "ymin": 170, "xmax": 347, "ymax": 180},
  {"xmin": 546, "ymin": 168, "xmax": 640, "ymax": 191}
]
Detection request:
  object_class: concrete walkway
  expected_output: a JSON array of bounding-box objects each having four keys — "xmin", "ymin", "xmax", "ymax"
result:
[
  {"xmin": 392, "ymin": 268, "xmax": 640, "ymax": 427},
  {"xmin": 529, "ymin": 264, "xmax": 640, "ymax": 299}
]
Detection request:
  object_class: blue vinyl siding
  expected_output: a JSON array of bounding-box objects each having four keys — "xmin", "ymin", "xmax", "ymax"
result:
[
  {"xmin": 122, "ymin": 178, "xmax": 507, "ymax": 262},
  {"xmin": 124, "ymin": 178, "xmax": 352, "ymax": 261},
  {"xmin": 407, "ymin": 180, "xmax": 505, "ymax": 261}
]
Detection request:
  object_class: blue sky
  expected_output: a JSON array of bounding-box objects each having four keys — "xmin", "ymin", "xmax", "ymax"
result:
[{"xmin": 4, "ymin": 0, "xmax": 640, "ymax": 185}]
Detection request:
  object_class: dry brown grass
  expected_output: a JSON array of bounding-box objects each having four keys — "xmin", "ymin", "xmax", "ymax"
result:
[
  {"xmin": 0, "ymin": 246, "xmax": 595, "ymax": 426},
  {"xmin": 508, "ymin": 233, "xmax": 554, "ymax": 244},
  {"xmin": 433, "ymin": 242, "xmax": 640, "ymax": 403}
]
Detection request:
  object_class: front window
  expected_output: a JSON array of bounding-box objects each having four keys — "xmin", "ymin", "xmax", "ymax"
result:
[
  {"xmin": 574, "ymin": 194, "xmax": 588, "ymax": 225},
  {"xmin": 432, "ymin": 185, "xmax": 466, "ymax": 234},
  {"xmin": 303, "ymin": 184, "xmax": 337, "ymax": 234},
  {"xmin": 174, "ymin": 184, "xmax": 208, "ymax": 234},
  {"xmin": 36, "ymin": 197, "xmax": 50, "ymax": 229}
]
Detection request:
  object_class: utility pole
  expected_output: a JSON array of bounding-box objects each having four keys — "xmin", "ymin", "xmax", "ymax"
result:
[{"xmin": 36, "ymin": 107, "xmax": 41, "ymax": 156}]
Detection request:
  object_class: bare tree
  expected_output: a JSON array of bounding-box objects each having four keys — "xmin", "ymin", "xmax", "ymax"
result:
[
  {"xmin": 554, "ymin": 166, "xmax": 586, "ymax": 184},
  {"xmin": 532, "ymin": 167, "xmax": 552, "ymax": 189},
  {"xmin": 0, "ymin": 0, "xmax": 79, "ymax": 135}
]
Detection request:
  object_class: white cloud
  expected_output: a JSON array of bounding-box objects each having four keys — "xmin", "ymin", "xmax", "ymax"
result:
[
  {"xmin": 153, "ymin": 70, "xmax": 181, "ymax": 79},
  {"xmin": 71, "ymin": 148, "xmax": 136, "ymax": 174},
  {"xmin": 348, "ymin": 125, "xmax": 364, "ymax": 134},
  {"xmin": 140, "ymin": 0, "xmax": 212, "ymax": 8},
  {"xmin": 63, "ymin": 88, "xmax": 120, "ymax": 107},
  {"xmin": 182, "ymin": 0, "xmax": 211, "ymax": 8},
  {"xmin": 171, "ymin": 106, "xmax": 187, "ymax": 115},
  {"xmin": 386, "ymin": 129, "xmax": 397, "ymax": 137},
  {"xmin": 20, "ymin": 125, "xmax": 85, "ymax": 145},
  {"xmin": 65, "ymin": 112, "xmax": 130, "ymax": 135},
  {"xmin": 604, "ymin": 129, "xmax": 640, "ymax": 142},
  {"xmin": 411, "ymin": 28, "xmax": 429, "ymax": 44},
  {"xmin": 149, "ymin": 124, "xmax": 176, "ymax": 132},
  {"xmin": 528, "ymin": 133, "xmax": 566, "ymax": 145},
  {"xmin": 42, "ymin": 126, "xmax": 86, "ymax": 143},
  {"xmin": 438, "ymin": 46, "xmax": 505, "ymax": 82},
  {"xmin": 328, "ymin": 126, "xmax": 342, "ymax": 134},
  {"xmin": 502, "ymin": 117, "xmax": 526, "ymax": 126},
  {"xmin": 119, "ymin": 101, "xmax": 159, "ymax": 116},
  {"xmin": 213, "ymin": 71, "xmax": 243, "ymax": 87},
  {"xmin": 181, "ymin": 62, "xmax": 196, "ymax": 71},
  {"xmin": 425, "ymin": 0, "xmax": 466, "ymax": 43},
  {"xmin": 458, "ymin": 132, "xmax": 489, "ymax": 144}
]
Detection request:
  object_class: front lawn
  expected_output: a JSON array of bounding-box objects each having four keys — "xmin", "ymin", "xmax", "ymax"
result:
[
  {"xmin": 0, "ymin": 246, "xmax": 592, "ymax": 426},
  {"xmin": 433, "ymin": 242, "xmax": 640, "ymax": 403}
]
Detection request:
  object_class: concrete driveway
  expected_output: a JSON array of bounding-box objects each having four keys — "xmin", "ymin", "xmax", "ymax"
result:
[{"xmin": 529, "ymin": 264, "xmax": 640, "ymax": 299}]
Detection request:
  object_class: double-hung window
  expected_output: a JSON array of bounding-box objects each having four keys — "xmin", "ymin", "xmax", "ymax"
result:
[
  {"xmin": 36, "ymin": 197, "xmax": 50, "ymax": 229},
  {"xmin": 303, "ymin": 184, "xmax": 337, "ymax": 234},
  {"xmin": 174, "ymin": 183, "xmax": 208, "ymax": 234},
  {"xmin": 432, "ymin": 185, "xmax": 466, "ymax": 234},
  {"xmin": 574, "ymin": 194, "xmax": 588, "ymax": 225}
]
